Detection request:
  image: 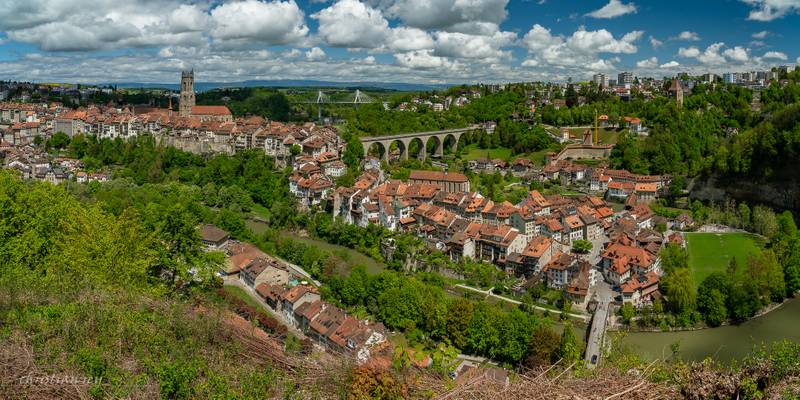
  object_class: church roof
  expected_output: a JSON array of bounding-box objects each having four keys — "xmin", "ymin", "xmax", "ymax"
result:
[
  {"xmin": 192, "ymin": 105, "xmax": 232, "ymax": 116},
  {"xmin": 669, "ymin": 79, "xmax": 683, "ymax": 92}
]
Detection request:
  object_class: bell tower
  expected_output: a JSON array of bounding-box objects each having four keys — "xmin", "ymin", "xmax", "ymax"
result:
[{"xmin": 179, "ymin": 70, "xmax": 195, "ymax": 116}]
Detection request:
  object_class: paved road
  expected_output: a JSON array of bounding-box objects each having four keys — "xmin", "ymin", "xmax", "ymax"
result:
[
  {"xmin": 585, "ymin": 279, "xmax": 614, "ymax": 368},
  {"xmin": 454, "ymin": 284, "xmax": 589, "ymax": 322}
]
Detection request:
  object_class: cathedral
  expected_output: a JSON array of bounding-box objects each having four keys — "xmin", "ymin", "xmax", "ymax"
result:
[
  {"xmin": 178, "ymin": 70, "xmax": 233, "ymax": 122},
  {"xmin": 179, "ymin": 70, "xmax": 195, "ymax": 117}
]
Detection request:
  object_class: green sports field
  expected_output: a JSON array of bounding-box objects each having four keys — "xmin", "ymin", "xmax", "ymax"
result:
[{"xmin": 685, "ymin": 232, "xmax": 764, "ymax": 287}]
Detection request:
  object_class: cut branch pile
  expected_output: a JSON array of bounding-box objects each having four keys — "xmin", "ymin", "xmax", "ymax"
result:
[
  {"xmin": 0, "ymin": 334, "xmax": 100, "ymax": 400},
  {"xmin": 429, "ymin": 359, "xmax": 679, "ymax": 400}
]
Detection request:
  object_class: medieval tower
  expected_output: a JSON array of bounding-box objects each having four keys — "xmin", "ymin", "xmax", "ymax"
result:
[
  {"xmin": 669, "ymin": 78, "xmax": 684, "ymax": 108},
  {"xmin": 179, "ymin": 70, "xmax": 195, "ymax": 116}
]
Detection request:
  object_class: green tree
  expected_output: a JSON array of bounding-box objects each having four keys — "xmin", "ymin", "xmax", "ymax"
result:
[
  {"xmin": 565, "ymin": 84, "xmax": 578, "ymax": 108},
  {"xmin": 698, "ymin": 288, "xmax": 727, "ymax": 327},
  {"xmin": 660, "ymin": 244, "xmax": 689, "ymax": 274},
  {"xmin": 619, "ymin": 303, "xmax": 635, "ymax": 325},
  {"xmin": 572, "ymin": 240, "xmax": 592, "ymax": 254},
  {"xmin": 157, "ymin": 205, "xmax": 202, "ymax": 287},
  {"xmin": 446, "ymin": 298, "xmax": 473, "ymax": 350},
  {"xmin": 662, "ymin": 268, "xmax": 695, "ymax": 313},
  {"xmin": 696, "ymin": 272, "xmax": 731, "ymax": 326},
  {"xmin": 737, "ymin": 203, "xmax": 752, "ymax": 230},
  {"xmin": 777, "ymin": 210, "xmax": 798, "ymax": 237},
  {"xmin": 668, "ymin": 175, "xmax": 686, "ymax": 198},
  {"xmin": 260, "ymin": 92, "xmax": 292, "ymax": 121},
  {"xmin": 524, "ymin": 326, "xmax": 560, "ymax": 368},
  {"xmin": 47, "ymin": 131, "xmax": 71, "ymax": 150},
  {"xmin": 748, "ymin": 250, "xmax": 786, "ymax": 304},
  {"xmin": 558, "ymin": 323, "xmax": 581, "ymax": 363}
]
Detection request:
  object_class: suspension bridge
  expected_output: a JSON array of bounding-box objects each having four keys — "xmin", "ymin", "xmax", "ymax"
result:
[{"xmin": 295, "ymin": 90, "xmax": 377, "ymax": 121}]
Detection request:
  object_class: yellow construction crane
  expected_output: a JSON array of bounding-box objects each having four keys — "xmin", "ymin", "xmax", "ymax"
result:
[{"xmin": 594, "ymin": 108, "xmax": 599, "ymax": 145}]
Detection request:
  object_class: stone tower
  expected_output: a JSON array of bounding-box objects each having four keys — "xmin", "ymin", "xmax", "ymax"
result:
[
  {"xmin": 179, "ymin": 70, "xmax": 195, "ymax": 116},
  {"xmin": 669, "ymin": 78, "xmax": 684, "ymax": 107}
]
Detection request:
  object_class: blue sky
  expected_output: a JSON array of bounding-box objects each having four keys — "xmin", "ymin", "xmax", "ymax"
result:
[{"xmin": 0, "ymin": 0, "xmax": 797, "ymax": 84}]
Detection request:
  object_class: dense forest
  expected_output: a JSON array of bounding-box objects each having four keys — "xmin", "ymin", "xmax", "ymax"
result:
[
  {"xmin": 346, "ymin": 88, "xmax": 530, "ymax": 136},
  {"xmin": 196, "ymin": 88, "xmax": 292, "ymax": 121}
]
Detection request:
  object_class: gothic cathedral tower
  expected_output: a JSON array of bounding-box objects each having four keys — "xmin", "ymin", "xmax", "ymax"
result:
[
  {"xmin": 179, "ymin": 70, "xmax": 195, "ymax": 116},
  {"xmin": 668, "ymin": 78, "xmax": 684, "ymax": 108}
]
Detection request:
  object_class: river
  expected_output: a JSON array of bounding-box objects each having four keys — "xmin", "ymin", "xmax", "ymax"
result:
[{"xmin": 620, "ymin": 298, "xmax": 800, "ymax": 363}]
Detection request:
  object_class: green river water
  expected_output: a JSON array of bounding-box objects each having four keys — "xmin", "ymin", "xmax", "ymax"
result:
[{"xmin": 620, "ymin": 298, "xmax": 800, "ymax": 363}]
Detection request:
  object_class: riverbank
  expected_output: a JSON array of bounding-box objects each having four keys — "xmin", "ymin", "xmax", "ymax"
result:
[
  {"xmin": 616, "ymin": 298, "xmax": 794, "ymax": 333},
  {"xmin": 620, "ymin": 297, "xmax": 800, "ymax": 363}
]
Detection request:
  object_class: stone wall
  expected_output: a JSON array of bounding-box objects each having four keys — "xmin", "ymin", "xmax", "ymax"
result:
[
  {"xmin": 555, "ymin": 145, "xmax": 613, "ymax": 161},
  {"xmin": 691, "ymin": 175, "xmax": 800, "ymax": 212}
]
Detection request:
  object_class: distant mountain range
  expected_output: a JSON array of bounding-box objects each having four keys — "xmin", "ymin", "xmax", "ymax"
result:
[{"xmin": 102, "ymin": 79, "xmax": 451, "ymax": 92}]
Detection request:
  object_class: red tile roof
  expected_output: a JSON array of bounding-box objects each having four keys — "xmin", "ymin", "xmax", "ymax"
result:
[{"xmin": 192, "ymin": 105, "xmax": 232, "ymax": 116}]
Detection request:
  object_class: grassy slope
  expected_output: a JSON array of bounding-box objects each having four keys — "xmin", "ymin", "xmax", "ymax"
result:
[
  {"xmin": 286, "ymin": 232, "xmax": 386, "ymax": 275},
  {"xmin": 460, "ymin": 144, "xmax": 553, "ymax": 166},
  {"xmin": 245, "ymin": 219, "xmax": 386, "ymax": 275},
  {"xmin": 685, "ymin": 232, "xmax": 763, "ymax": 287}
]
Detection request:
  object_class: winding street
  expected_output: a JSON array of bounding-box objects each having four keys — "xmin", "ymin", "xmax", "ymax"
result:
[{"xmin": 453, "ymin": 283, "xmax": 589, "ymax": 322}]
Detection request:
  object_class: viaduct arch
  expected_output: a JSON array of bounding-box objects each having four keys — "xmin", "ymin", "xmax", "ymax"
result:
[{"xmin": 360, "ymin": 125, "xmax": 482, "ymax": 162}]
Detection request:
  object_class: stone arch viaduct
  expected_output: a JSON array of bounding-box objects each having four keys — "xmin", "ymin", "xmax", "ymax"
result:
[{"xmin": 359, "ymin": 125, "xmax": 482, "ymax": 162}]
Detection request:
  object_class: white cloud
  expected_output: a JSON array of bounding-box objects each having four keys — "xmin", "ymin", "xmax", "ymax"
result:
[
  {"xmin": 158, "ymin": 47, "xmax": 174, "ymax": 58},
  {"xmin": 587, "ymin": 59, "xmax": 616, "ymax": 70},
  {"xmin": 678, "ymin": 47, "xmax": 700, "ymax": 58},
  {"xmin": 387, "ymin": 27, "xmax": 434, "ymax": 51},
  {"xmin": 210, "ymin": 0, "xmax": 308, "ymax": 45},
  {"xmin": 635, "ymin": 57, "xmax": 658, "ymax": 68},
  {"xmin": 586, "ymin": 0, "xmax": 638, "ymax": 19},
  {"xmin": 741, "ymin": 0, "xmax": 800, "ymax": 21},
  {"xmin": 679, "ymin": 43, "xmax": 753, "ymax": 65},
  {"xmin": 521, "ymin": 24, "xmax": 562, "ymax": 52},
  {"xmin": 282, "ymin": 48, "xmax": 302, "ymax": 58},
  {"xmin": 383, "ymin": 0, "xmax": 509, "ymax": 31},
  {"xmin": 752, "ymin": 30, "xmax": 770, "ymax": 39},
  {"xmin": 696, "ymin": 42, "xmax": 726, "ymax": 65},
  {"xmin": 168, "ymin": 4, "xmax": 210, "ymax": 33},
  {"xmin": 312, "ymin": 0, "xmax": 389, "ymax": 49},
  {"xmin": 521, "ymin": 59, "xmax": 539, "ymax": 67},
  {"xmin": 362, "ymin": 55, "xmax": 376, "ymax": 64},
  {"xmin": 660, "ymin": 60, "xmax": 680, "ymax": 68},
  {"xmin": 567, "ymin": 28, "xmax": 641, "ymax": 54},
  {"xmin": 674, "ymin": 31, "xmax": 700, "ymax": 41},
  {"xmin": 521, "ymin": 24, "xmax": 641, "ymax": 73},
  {"xmin": 649, "ymin": 36, "xmax": 663, "ymax": 49},
  {"xmin": 2, "ymin": 0, "xmax": 210, "ymax": 51},
  {"xmin": 305, "ymin": 46, "xmax": 326, "ymax": 61},
  {"xmin": 723, "ymin": 46, "xmax": 749, "ymax": 62},
  {"xmin": 394, "ymin": 49, "xmax": 453, "ymax": 69},
  {"xmin": 763, "ymin": 51, "xmax": 788, "ymax": 60},
  {"xmin": 636, "ymin": 57, "xmax": 658, "ymax": 68},
  {"xmin": 433, "ymin": 29, "xmax": 516, "ymax": 59}
]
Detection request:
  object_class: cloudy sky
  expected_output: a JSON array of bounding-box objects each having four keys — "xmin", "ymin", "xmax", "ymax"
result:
[{"xmin": 0, "ymin": 0, "xmax": 798, "ymax": 84}]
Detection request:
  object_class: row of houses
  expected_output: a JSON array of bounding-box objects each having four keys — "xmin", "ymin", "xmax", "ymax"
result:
[
  {"xmin": 1, "ymin": 143, "xmax": 110, "ymax": 184},
  {"xmin": 198, "ymin": 225, "xmax": 387, "ymax": 363},
  {"xmin": 462, "ymin": 155, "xmax": 668, "ymax": 205},
  {"xmin": 332, "ymin": 168, "xmax": 666, "ymax": 304},
  {"xmin": 0, "ymin": 102, "xmax": 343, "ymax": 170}
]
